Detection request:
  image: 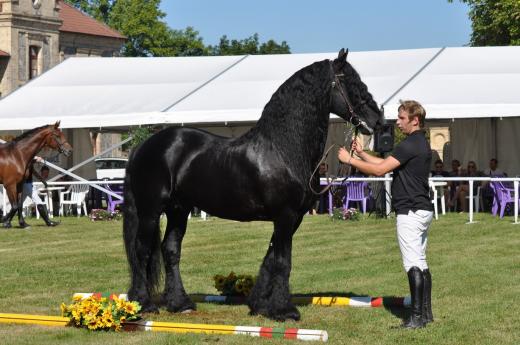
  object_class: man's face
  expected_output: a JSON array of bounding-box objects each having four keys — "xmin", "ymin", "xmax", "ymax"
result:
[
  {"xmin": 451, "ymin": 161, "xmax": 460, "ymax": 171},
  {"xmin": 489, "ymin": 160, "xmax": 497, "ymax": 170},
  {"xmin": 396, "ymin": 110, "xmax": 417, "ymax": 134},
  {"xmin": 435, "ymin": 163, "xmax": 444, "ymax": 172}
]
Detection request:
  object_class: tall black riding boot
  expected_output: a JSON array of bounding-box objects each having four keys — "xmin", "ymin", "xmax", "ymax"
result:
[
  {"xmin": 401, "ymin": 266, "xmax": 425, "ymax": 329},
  {"xmin": 36, "ymin": 205, "xmax": 59, "ymax": 227},
  {"xmin": 422, "ymin": 268, "xmax": 434, "ymax": 324}
]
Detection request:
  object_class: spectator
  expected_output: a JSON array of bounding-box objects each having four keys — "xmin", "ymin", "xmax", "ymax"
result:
[
  {"xmin": 481, "ymin": 158, "xmax": 507, "ymax": 211},
  {"xmin": 448, "ymin": 161, "xmax": 484, "ymax": 212},
  {"xmin": 431, "ymin": 159, "xmax": 450, "ymax": 177},
  {"xmin": 483, "ymin": 158, "xmax": 506, "ymax": 177}
]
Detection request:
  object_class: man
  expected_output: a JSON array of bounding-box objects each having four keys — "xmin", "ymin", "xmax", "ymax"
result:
[
  {"xmin": 338, "ymin": 100, "xmax": 433, "ymax": 329},
  {"xmin": 431, "ymin": 159, "xmax": 449, "ymax": 178},
  {"xmin": 484, "ymin": 158, "xmax": 505, "ymax": 177},
  {"xmin": 21, "ymin": 157, "xmax": 58, "ymax": 227}
]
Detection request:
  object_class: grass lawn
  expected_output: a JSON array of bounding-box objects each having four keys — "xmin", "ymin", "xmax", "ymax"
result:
[{"xmin": 0, "ymin": 212, "xmax": 518, "ymax": 344}]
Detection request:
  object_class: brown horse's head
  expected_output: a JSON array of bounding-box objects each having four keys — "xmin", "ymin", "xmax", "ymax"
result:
[{"xmin": 44, "ymin": 121, "xmax": 73, "ymax": 156}]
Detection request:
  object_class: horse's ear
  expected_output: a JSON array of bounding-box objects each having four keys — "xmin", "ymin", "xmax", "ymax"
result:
[
  {"xmin": 54, "ymin": 121, "xmax": 61, "ymax": 128},
  {"xmin": 337, "ymin": 48, "xmax": 348, "ymax": 61},
  {"xmin": 333, "ymin": 48, "xmax": 348, "ymax": 70}
]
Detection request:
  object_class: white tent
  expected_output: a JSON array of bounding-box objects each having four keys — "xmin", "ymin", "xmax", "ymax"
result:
[
  {"xmin": 1, "ymin": 46, "xmax": 519, "ymax": 130},
  {"xmin": 1, "ymin": 46, "xmax": 520, "ymax": 175}
]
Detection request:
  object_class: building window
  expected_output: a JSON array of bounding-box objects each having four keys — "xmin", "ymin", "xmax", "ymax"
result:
[{"xmin": 29, "ymin": 46, "xmax": 40, "ymax": 79}]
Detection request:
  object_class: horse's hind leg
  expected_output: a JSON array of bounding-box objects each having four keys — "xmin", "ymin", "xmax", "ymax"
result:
[
  {"xmin": 17, "ymin": 184, "xmax": 30, "ymax": 228},
  {"xmin": 128, "ymin": 213, "xmax": 162, "ymax": 313},
  {"xmin": 161, "ymin": 204, "xmax": 195, "ymax": 313},
  {"xmin": 248, "ymin": 213, "xmax": 303, "ymax": 321}
]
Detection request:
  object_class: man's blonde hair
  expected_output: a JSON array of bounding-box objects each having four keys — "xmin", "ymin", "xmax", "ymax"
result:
[{"xmin": 398, "ymin": 100, "xmax": 426, "ymax": 128}]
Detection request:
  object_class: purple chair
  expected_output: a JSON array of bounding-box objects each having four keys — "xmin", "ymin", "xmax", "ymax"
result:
[
  {"xmin": 490, "ymin": 181, "xmax": 516, "ymax": 218},
  {"xmin": 343, "ymin": 181, "xmax": 370, "ymax": 213},
  {"xmin": 105, "ymin": 184, "xmax": 124, "ymax": 213}
]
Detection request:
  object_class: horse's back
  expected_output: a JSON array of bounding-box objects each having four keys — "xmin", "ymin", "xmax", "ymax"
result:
[{"xmin": 126, "ymin": 126, "xmax": 309, "ymax": 220}]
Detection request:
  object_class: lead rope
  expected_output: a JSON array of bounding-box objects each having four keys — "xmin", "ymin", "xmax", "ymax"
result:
[{"xmin": 308, "ymin": 123, "xmax": 359, "ymax": 196}]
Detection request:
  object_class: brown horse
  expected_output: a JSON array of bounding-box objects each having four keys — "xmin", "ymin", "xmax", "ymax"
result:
[{"xmin": 0, "ymin": 122, "xmax": 72, "ymax": 228}]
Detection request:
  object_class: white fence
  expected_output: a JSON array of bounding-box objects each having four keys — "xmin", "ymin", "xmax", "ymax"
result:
[{"xmin": 320, "ymin": 176, "xmax": 520, "ymax": 224}]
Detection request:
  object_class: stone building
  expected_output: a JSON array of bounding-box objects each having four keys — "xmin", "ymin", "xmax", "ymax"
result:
[
  {"xmin": 0, "ymin": 0, "xmax": 126, "ymax": 174},
  {"xmin": 0, "ymin": 0, "xmax": 125, "ymax": 97}
]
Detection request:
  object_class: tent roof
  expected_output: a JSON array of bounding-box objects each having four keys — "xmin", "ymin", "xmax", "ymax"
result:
[{"xmin": 0, "ymin": 46, "xmax": 519, "ymax": 130}]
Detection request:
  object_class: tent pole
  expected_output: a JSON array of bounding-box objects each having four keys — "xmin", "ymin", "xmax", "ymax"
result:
[
  {"xmin": 380, "ymin": 47, "xmax": 446, "ymax": 107},
  {"xmin": 48, "ymin": 136, "xmax": 133, "ymax": 182}
]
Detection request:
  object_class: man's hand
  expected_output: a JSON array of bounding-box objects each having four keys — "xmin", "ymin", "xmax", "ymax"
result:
[
  {"xmin": 338, "ymin": 147, "xmax": 352, "ymax": 164},
  {"xmin": 351, "ymin": 138, "xmax": 364, "ymax": 155},
  {"xmin": 34, "ymin": 156, "xmax": 44, "ymax": 163}
]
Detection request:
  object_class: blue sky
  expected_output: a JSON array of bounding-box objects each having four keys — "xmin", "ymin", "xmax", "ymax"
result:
[{"xmin": 160, "ymin": 1, "xmax": 472, "ymax": 53}]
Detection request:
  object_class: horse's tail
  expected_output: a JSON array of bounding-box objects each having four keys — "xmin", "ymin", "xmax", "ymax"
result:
[{"xmin": 123, "ymin": 148, "xmax": 162, "ymax": 298}]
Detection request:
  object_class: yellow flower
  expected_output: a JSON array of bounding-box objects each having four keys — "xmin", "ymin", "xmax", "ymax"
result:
[
  {"xmin": 113, "ymin": 296, "xmax": 126, "ymax": 310},
  {"xmin": 60, "ymin": 303, "xmax": 69, "ymax": 316},
  {"xmin": 234, "ymin": 280, "xmax": 244, "ymax": 293},
  {"xmin": 123, "ymin": 301, "xmax": 138, "ymax": 315}
]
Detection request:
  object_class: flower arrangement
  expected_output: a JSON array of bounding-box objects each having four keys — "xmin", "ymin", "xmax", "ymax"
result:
[
  {"xmin": 213, "ymin": 272, "xmax": 256, "ymax": 296},
  {"xmin": 331, "ymin": 207, "xmax": 361, "ymax": 221},
  {"xmin": 89, "ymin": 209, "xmax": 122, "ymax": 221},
  {"xmin": 61, "ymin": 295, "xmax": 141, "ymax": 331}
]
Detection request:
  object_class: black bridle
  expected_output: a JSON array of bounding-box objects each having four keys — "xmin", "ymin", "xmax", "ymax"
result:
[
  {"xmin": 52, "ymin": 133, "xmax": 69, "ymax": 155},
  {"xmin": 308, "ymin": 70, "xmax": 366, "ymax": 196},
  {"xmin": 332, "ymin": 72, "xmax": 373, "ymax": 134}
]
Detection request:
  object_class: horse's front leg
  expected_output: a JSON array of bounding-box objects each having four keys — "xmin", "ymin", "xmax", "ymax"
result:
[
  {"xmin": 248, "ymin": 213, "xmax": 303, "ymax": 321},
  {"xmin": 2, "ymin": 185, "xmax": 20, "ymax": 228},
  {"xmin": 161, "ymin": 205, "xmax": 195, "ymax": 313}
]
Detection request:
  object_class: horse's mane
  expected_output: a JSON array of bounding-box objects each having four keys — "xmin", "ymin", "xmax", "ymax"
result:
[
  {"xmin": 341, "ymin": 61, "xmax": 379, "ymax": 114},
  {"xmin": 237, "ymin": 60, "xmax": 333, "ymax": 179},
  {"xmin": 12, "ymin": 125, "xmax": 50, "ymax": 142}
]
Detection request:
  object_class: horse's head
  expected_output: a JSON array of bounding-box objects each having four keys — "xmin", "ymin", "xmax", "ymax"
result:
[
  {"xmin": 330, "ymin": 48, "xmax": 384, "ymax": 135},
  {"xmin": 44, "ymin": 121, "xmax": 73, "ymax": 156}
]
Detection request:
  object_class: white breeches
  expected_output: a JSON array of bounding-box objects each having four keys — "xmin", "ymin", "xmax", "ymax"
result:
[{"xmin": 396, "ymin": 210, "xmax": 433, "ymax": 272}]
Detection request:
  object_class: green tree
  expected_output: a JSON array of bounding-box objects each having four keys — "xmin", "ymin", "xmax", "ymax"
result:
[
  {"xmin": 64, "ymin": 0, "xmax": 290, "ymax": 56},
  {"xmin": 209, "ymin": 33, "xmax": 290, "ymax": 55},
  {"xmin": 450, "ymin": 0, "xmax": 520, "ymax": 46},
  {"xmin": 107, "ymin": 0, "xmax": 177, "ymax": 56}
]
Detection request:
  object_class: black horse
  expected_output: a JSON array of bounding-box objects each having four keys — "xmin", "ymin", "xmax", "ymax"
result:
[{"xmin": 123, "ymin": 49, "xmax": 383, "ymax": 321}]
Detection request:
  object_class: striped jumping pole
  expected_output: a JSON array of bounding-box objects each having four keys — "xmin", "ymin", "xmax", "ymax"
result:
[
  {"xmin": 73, "ymin": 293, "xmax": 410, "ymax": 308},
  {"xmin": 123, "ymin": 320, "xmax": 328, "ymax": 341},
  {"xmin": 0, "ymin": 313, "xmax": 327, "ymax": 342}
]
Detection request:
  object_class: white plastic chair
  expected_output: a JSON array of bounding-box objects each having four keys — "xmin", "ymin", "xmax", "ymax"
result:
[
  {"xmin": 429, "ymin": 182, "xmax": 439, "ymax": 220},
  {"xmin": 59, "ymin": 184, "xmax": 89, "ymax": 217},
  {"xmin": 465, "ymin": 186, "xmax": 483, "ymax": 213}
]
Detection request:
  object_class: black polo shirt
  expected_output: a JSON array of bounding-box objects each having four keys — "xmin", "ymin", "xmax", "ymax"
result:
[{"xmin": 390, "ymin": 130, "xmax": 433, "ymax": 215}]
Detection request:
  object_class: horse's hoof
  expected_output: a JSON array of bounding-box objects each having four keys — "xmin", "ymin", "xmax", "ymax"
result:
[
  {"xmin": 3, "ymin": 223, "xmax": 12, "ymax": 229},
  {"xmin": 19, "ymin": 223, "xmax": 30, "ymax": 229},
  {"xmin": 166, "ymin": 301, "xmax": 197, "ymax": 314},
  {"xmin": 270, "ymin": 306, "xmax": 301, "ymax": 322},
  {"xmin": 140, "ymin": 304, "xmax": 160, "ymax": 314}
]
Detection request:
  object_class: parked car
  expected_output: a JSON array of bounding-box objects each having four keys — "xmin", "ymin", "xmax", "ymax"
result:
[{"xmin": 95, "ymin": 158, "xmax": 128, "ymax": 180}]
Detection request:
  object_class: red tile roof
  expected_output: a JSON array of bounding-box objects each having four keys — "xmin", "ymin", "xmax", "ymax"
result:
[
  {"xmin": 58, "ymin": 1, "xmax": 126, "ymax": 39},
  {"xmin": 0, "ymin": 49, "xmax": 9, "ymax": 57}
]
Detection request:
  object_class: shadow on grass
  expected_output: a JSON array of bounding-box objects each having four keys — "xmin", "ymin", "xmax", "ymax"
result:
[{"xmin": 188, "ymin": 291, "xmax": 410, "ymax": 321}]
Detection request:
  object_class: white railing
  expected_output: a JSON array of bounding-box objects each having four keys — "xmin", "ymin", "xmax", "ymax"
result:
[{"xmin": 321, "ymin": 176, "xmax": 520, "ymax": 224}]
